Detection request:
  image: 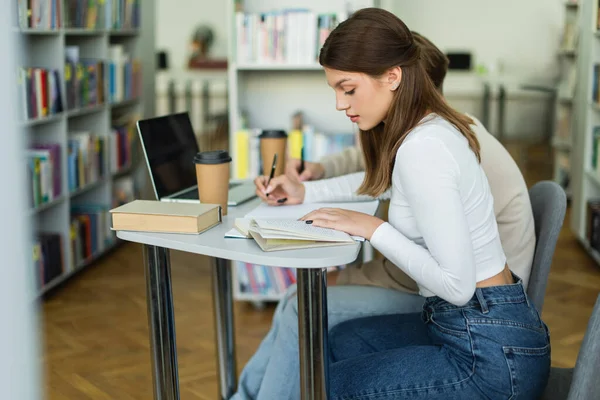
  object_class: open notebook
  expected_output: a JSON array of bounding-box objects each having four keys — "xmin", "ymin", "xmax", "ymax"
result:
[{"xmin": 238, "ymin": 218, "xmax": 357, "ymax": 252}]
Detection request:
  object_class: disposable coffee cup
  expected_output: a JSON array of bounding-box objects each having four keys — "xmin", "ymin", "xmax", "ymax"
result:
[
  {"xmin": 259, "ymin": 130, "xmax": 287, "ymax": 177},
  {"xmin": 193, "ymin": 150, "xmax": 232, "ymax": 215}
]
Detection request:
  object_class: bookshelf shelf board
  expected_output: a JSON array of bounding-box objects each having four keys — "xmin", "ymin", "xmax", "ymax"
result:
[
  {"xmin": 110, "ymin": 98, "xmax": 140, "ymax": 108},
  {"xmin": 63, "ymin": 28, "xmax": 106, "ymax": 36},
  {"xmin": 559, "ymin": 96, "xmax": 574, "ymax": 104},
  {"xmin": 22, "ymin": 113, "xmax": 64, "ymax": 127},
  {"xmin": 28, "ymin": 195, "xmax": 66, "ymax": 216},
  {"xmin": 235, "ymin": 63, "xmax": 324, "ymax": 71},
  {"xmin": 559, "ymin": 49, "xmax": 577, "ymax": 56},
  {"xmin": 109, "ymin": 29, "xmax": 140, "ymax": 36},
  {"xmin": 39, "ymin": 240, "xmax": 120, "ymax": 297},
  {"xmin": 16, "ymin": 28, "xmax": 61, "ymax": 35},
  {"xmin": 69, "ymin": 178, "xmax": 107, "ymax": 198},
  {"xmin": 67, "ymin": 103, "xmax": 107, "ymax": 118},
  {"xmin": 552, "ymin": 137, "xmax": 573, "ymax": 151}
]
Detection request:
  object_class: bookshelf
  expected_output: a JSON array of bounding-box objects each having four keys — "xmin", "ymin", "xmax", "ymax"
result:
[
  {"xmin": 570, "ymin": 0, "xmax": 600, "ymax": 265},
  {"xmin": 552, "ymin": 1, "xmax": 580, "ymax": 197},
  {"xmin": 16, "ymin": 0, "xmax": 149, "ymax": 296},
  {"xmin": 226, "ymin": 0, "xmax": 378, "ymax": 304}
]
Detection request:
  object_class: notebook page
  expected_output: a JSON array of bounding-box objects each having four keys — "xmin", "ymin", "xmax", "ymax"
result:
[{"xmin": 253, "ymin": 219, "xmax": 354, "ymax": 242}]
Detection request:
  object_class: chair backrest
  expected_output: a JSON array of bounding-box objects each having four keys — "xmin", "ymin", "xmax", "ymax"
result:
[
  {"xmin": 526, "ymin": 181, "xmax": 567, "ymax": 313},
  {"xmin": 567, "ymin": 294, "xmax": 600, "ymax": 399}
]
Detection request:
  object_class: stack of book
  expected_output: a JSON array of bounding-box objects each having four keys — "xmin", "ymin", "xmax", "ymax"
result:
[
  {"xmin": 19, "ymin": 67, "xmax": 64, "ymax": 121},
  {"xmin": 108, "ymin": 45, "xmax": 142, "ymax": 103},
  {"xmin": 67, "ymin": 131, "xmax": 107, "ymax": 192},
  {"xmin": 65, "ymin": 46, "xmax": 106, "ymax": 110},
  {"xmin": 234, "ymin": 9, "xmax": 347, "ymax": 65},
  {"xmin": 32, "ymin": 232, "xmax": 65, "ymax": 291},
  {"xmin": 70, "ymin": 205, "xmax": 114, "ymax": 268},
  {"xmin": 63, "ymin": 0, "xmax": 141, "ymax": 29}
]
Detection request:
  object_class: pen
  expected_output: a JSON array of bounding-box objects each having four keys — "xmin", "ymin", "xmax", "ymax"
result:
[
  {"xmin": 299, "ymin": 146, "xmax": 305, "ymax": 174},
  {"xmin": 265, "ymin": 153, "xmax": 278, "ymax": 197}
]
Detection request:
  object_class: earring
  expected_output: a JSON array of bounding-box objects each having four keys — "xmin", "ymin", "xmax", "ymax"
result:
[{"xmin": 391, "ymin": 82, "xmax": 399, "ymax": 91}]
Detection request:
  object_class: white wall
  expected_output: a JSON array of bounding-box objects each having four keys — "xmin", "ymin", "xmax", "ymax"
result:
[
  {"xmin": 158, "ymin": 0, "xmax": 565, "ymax": 78},
  {"xmin": 157, "ymin": 0, "xmax": 567, "ymax": 139},
  {"xmin": 389, "ymin": 0, "xmax": 564, "ymax": 79},
  {"xmin": 156, "ymin": 0, "xmax": 228, "ymax": 70}
]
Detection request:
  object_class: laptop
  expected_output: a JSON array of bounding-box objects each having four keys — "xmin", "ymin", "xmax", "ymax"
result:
[{"xmin": 137, "ymin": 112, "xmax": 257, "ymax": 206}]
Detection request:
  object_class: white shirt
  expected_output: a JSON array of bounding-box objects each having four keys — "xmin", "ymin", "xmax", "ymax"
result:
[{"xmin": 304, "ymin": 114, "xmax": 507, "ymax": 305}]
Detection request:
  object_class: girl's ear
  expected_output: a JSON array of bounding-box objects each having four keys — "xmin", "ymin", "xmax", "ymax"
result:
[{"xmin": 388, "ymin": 66, "xmax": 402, "ymax": 91}]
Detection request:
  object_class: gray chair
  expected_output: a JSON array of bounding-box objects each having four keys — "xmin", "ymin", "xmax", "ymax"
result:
[
  {"xmin": 542, "ymin": 294, "xmax": 600, "ymax": 400},
  {"xmin": 526, "ymin": 180, "xmax": 567, "ymax": 313}
]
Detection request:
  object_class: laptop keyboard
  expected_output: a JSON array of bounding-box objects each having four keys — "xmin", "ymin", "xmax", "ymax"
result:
[{"xmin": 178, "ymin": 190, "xmax": 200, "ymax": 199}]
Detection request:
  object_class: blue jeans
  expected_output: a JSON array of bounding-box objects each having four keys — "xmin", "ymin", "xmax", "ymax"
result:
[
  {"xmin": 231, "ymin": 285, "xmax": 425, "ymax": 400},
  {"xmin": 329, "ymin": 277, "xmax": 551, "ymax": 399}
]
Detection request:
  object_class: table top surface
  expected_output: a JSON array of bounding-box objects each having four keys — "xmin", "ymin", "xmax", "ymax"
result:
[{"xmin": 116, "ymin": 198, "xmax": 379, "ymax": 269}]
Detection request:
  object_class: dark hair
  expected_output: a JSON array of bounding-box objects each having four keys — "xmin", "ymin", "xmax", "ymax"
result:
[
  {"xmin": 319, "ymin": 8, "xmax": 479, "ymax": 197},
  {"xmin": 412, "ymin": 31, "xmax": 449, "ymax": 92}
]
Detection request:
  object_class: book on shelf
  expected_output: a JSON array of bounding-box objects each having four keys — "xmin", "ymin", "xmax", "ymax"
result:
[
  {"xmin": 63, "ymin": 0, "xmax": 141, "ymax": 29},
  {"xmin": 590, "ymin": 126, "xmax": 600, "ymax": 176},
  {"xmin": 17, "ymin": 0, "xmax": 62, "ymax": 29},
  {"xmin": 110, "ymin": 114, "xmax": 137, "ymax": 173},
  {"xmin": 110, "ymin": 200, "xmax": 222, "ymax": 234},
  {"xmin": 559, "ymin": 10, "xmax": 579, "ymax": 53},
  {"xmin": 67, "ymin": 131, "xmax": 107, "ymax": 192},
  {"xmin": 71, "ymin": 205, "xmax": 114, "ymax": 269},
  {"xmin": 65, "ymin": 46, "xmax": 106, "ymax": 110},
  {"xmin": 592, "ymin": 64, "xmax": 600, "ymax": 104},
  {"xmin": 19, "ymin": 67, "xmax": 64, "ymax": 120},
  {"xmin": 32, "ymin": 232, "xmax": 65, "ymax": 292},
  {"xmin": 235, "ymin": 261, "xmax": 297, "ymax": 296},
  {"xmin": 27, "ymin": 144, "xmax": 62, "ymax": 208},
  {"xmin": 554, "ymin": 106, "xmax": 573, "ymax": 143},
  {"xmin": 108, "ymin": 44, "xmax": 142, "ymax": 103},
  {"xmin": 232, "ymin": 124, "xmax": 356, "ymax": 179},
  {"xmin": 587, "ymin": 200, "xmax": 600, "ymax": 253},
  {"xmin": 234, "ymin": 9, "xmax": 348, "ymax": 65}
]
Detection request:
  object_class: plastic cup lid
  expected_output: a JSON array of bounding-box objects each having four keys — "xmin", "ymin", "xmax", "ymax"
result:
[{"xmin": 193, "ymin": 150, "xmax": 232, "ymax": 164}]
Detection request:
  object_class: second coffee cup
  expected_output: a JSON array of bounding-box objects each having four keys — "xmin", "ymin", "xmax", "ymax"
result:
[
  {"xmin": 193, "ymin": 150, "xmax": 232, "ymax": 215},
  {"xmin": 259, "ymin": 129, "xmax": 287, "ymax": 177}
]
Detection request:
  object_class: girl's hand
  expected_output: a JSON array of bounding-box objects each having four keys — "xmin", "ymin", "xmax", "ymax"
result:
[
  {"xmin": 299, "ymin": 208, "xmax": 385, "ymax": 240},
  {"xmin": 253, "ymin": 174, "xmax": 306, "ymax": 206}
]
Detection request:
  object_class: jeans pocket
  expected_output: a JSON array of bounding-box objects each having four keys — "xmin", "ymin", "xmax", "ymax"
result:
[
  {"xmin": 503, "ymin": 344, "xmax": 551, "ymax": 400},
  {"xmin": 429, "ymin": 314, "xmax": 468, "ymax": 338}
]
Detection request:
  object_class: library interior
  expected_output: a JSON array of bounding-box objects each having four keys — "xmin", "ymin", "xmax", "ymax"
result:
[{"xmin": 4, "ymin": 0, "xmax": 600, "ymax": 399}]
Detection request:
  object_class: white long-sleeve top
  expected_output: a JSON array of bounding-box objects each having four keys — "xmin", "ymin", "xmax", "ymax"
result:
[{"xmin": 303, "ymin": 114, "xmax": 507, "ymax": 306}]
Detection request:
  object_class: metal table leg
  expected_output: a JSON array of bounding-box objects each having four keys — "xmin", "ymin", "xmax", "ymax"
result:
[
  {"xmin": 212, "ymin": 257, "xmax": 238, "ymax": 400},
  {"xmin": 143, "ymin": 245, "xmax": 181, "ymax": 400},
  {"xmin": 297, "ymin": 268, "xmax": 329, "ymax": 400}
]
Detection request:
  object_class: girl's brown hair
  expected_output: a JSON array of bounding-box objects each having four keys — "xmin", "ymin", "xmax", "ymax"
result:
[{"xmin": 319, "ymin": 8, "xmax": 480, "ymax": 197}]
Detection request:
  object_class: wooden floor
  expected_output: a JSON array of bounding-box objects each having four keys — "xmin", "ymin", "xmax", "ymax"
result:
[{"xmin": 41, "ymin": 141, "xmax": 600, "ymax": 399}]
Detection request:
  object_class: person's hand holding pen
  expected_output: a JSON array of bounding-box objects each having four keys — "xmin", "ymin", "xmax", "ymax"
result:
[
  {"xmin": 285, "ymin": 147, "xmax": 325, "ymax": 182},
  {"xmin": 254, "ymin": 153, "xmax": 306, "ymax": 206}
]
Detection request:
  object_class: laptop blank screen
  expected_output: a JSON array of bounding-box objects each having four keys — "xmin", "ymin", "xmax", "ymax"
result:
[{"xmin": 138, "ymin": 112, "xmax": 199, "ymax": 199}]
